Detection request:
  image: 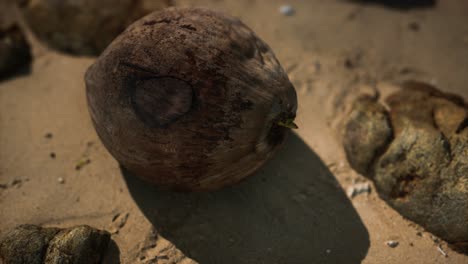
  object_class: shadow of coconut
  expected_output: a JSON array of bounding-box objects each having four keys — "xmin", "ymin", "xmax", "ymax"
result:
[{"xmin": 122, "ymin": 133, "xmax": 369, "ymax": 264}]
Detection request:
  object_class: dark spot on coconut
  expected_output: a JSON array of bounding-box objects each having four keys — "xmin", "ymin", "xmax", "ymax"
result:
[
  {"xmin": 229, "ymin": 38, "xmax": 256, "ymax": 60},
  {"xmin": 130, "ymin": 76, "xmax": 194, "ymax": 128},
  {"xmin": 185, "ymin": 49, "xmax": 197, "ymax": 66},
  {"xmin": 231, "ymin": 93, "xmax": 254, "ymax": 112}
]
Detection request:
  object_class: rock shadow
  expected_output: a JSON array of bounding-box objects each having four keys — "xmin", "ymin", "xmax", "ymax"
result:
[
  {"xmin": 122, "ymin": 133, "xmax": 369, "ymax": 264},
  {"xmin": 102, "ymin": 239, "xmax": 121, "ymax": 264}
]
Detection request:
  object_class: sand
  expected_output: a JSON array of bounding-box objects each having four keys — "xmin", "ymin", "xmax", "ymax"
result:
[{"xmin": 1, "ymin": 0, "xmax": 467, "ymax": 263}]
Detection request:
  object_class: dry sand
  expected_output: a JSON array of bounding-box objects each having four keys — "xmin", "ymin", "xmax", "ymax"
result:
[{"xmin": 1, "ymin": 0, "xmax": 467, "ymax": 263}]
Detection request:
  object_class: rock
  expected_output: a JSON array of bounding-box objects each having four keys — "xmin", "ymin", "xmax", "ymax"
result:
[
  {"xmin": 279, "ymin": 5, "xmax": 295, "ymax": 16},
  {"xmin": 343, "ymin": 96, "xmax": 393, "ymax": 175},
  {"xmin": 0, "ymin": 225, "xmax": 111, "ymax": 264},
  {"xmin": 0, "ymin": 22, "xmax": 32, "ymax": 79},
  {"xmin": 20, "ymin": 0, "xmax": 172, "ymax": 56},
  {"xmin": 343, "ymin": 81, "xmax": 468, "ymax": 253},
  {"xmin": 385, "ymin": 240, "xmax": 399, "ymax": 248},
  {"xmin": 346, "ymin": 182, "xmax": 371, "ymax": 198}
]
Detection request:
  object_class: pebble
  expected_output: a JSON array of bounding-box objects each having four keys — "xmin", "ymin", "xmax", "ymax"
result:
[
  {"xmin": 386, "ymin": 240, "xmax": 399, "ymax": 248},
  {"xmin": 347, "ymin": 182, "xmax": 371, "ymax": 198},
  {"xmin": 408, "ymin": 22, "xmax": 420, "ymax": 32},
  {"xmin": 279, "ymin": 5, "xmax": 295, "ymax": 16},
  {"xmin": 57, "ymin": 177, "xmax": 65, "ymax": 184},
  {"xmin": 437, "ymin": 245, "xmax": 448, "ymax": 257},
  {"xmin": 10, "ymin": 179, "xmax": 22, "ymax": 188}
]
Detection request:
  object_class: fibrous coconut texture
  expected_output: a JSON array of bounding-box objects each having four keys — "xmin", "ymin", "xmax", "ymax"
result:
[
  {"xmin": 20, "ymin": 0, "xmax": 172, "ymax": 55},
  {"xmin": 0, "ymin": 225, "xmax": 110, "ymax": 264},
  {"xmin": 85, "ymin": 8, "xmax": 297, "ymax": 191},
  {"xmin": 343, "ymin": 81, "xmax": 468, "ymax": 253}
]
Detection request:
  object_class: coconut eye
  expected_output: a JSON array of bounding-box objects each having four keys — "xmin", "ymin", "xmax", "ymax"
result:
[{"xmin": 130, "ymin": 76, "xmax": 193, "ymax": 128}]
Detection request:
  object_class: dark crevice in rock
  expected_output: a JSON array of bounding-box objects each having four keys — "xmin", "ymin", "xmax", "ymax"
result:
[
  {"xmin": 456, "ymin": 117, "xmax": 468, "ymax": 134},
  {"xmin": 368, "ymin": 108, "xmax": 394, "ymax": 176},
  {"xmin": 180, "ymin": 24, "xmax": 197, "ymax": 31},
  {"xmin": 390, "ymin": 173, "xmax": 422, "ymax": 200}
]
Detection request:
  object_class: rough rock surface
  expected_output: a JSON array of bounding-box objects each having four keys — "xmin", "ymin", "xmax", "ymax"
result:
[
  {"xmin": 344, "ymin": 81, "xmax": 468, "ymax": 253},
  {"xmin": 0, "ymin": 225, "xmax": 111, "ymax": 264},
  {"xmin": 20, "ymin": 0, "xmax": 172, "ymax": 55},
  {"xmin": 0, "ymin": 21, "xmax": 31, "ymax": 79}
]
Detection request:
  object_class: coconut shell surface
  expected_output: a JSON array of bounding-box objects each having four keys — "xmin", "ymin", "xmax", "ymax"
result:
[{"xmin": 85, "ymin": 8, "xmax": 297, "ymax": 191}]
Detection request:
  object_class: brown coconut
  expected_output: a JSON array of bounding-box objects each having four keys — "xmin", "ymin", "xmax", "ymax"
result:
[{"xmin": 85, "ymin": 8, "xmax": 298, "ymax": 191}]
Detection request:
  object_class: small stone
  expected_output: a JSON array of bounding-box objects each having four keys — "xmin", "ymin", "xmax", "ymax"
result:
[
  {"xmin": 109, "ymin": 212, "xmax": 129, "ymax": 234},
  {"xmin": 408, "ymin": 22, "xmax": 420, "ymax": 31},
  {"xmin": 314, "ymin": 61, "xmax": 321, "ymax": 73},
  {"xmin": 344, "ymin": 58, "xmax": 354, "ymax": 69},
  {"xmin": 347, "ymin": 182, "xmax": 371, "ymax": 198},
  {"xmin": 279, "ymin": 5, "xmax": 295, "ymax": 16},
  {"xmin": 44, "ymin": 132, "xmax": 53, "ymax": 139},
  {"xmin": 386, "ymin": 240, "xmax": 399, "ymax": 248},
  {"xmin": 50, "ymin": 152, "xmax": 56, "ymax": 159},
  {"xmin": 57, "ymin": 177, "xmax": 64, "ymax": 184},
  {"xmin": 325, "ymin": 249, "xmax": 331, "ymax": 254},
  {"xmin": 75, "ymin": 158, "xmax": 91, "ymax": 170},
  {"xmin": 437, "ymin": 245, "xmax": 448, "ymax": 257},
  {"xmin": 10, "ymin": 179, "xmax": 22, "ymax": 188}
]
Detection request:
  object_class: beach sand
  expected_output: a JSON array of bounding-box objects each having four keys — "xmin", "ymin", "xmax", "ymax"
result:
[{"xmin": 1, "ymin": 0, "xmax": 467, "ymax": 263}]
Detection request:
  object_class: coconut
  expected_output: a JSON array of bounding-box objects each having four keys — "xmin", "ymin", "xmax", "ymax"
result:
[{"xmin": 85, "ymin": 8, "xmax": 298, "ymax": 191}]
